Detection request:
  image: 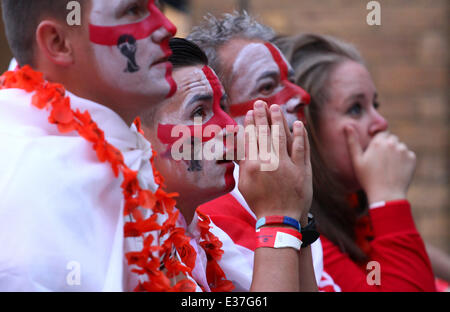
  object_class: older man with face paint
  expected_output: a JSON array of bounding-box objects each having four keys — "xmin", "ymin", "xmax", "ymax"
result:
[
  {"xmin": 0, "ymin": 0, "xmax": 193, "ymax": 291},
  {"xmin": 140, "ymin": 37, "xmax": 315, "ymax": 291},
  {"xmin": 189, "ymin": 12, "xmax": 341, "ymax": 292}
]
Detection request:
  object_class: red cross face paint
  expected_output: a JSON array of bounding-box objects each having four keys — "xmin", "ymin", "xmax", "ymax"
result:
[
  {"xmin": 152, "ymin": 65, "xmax": 236, "ymax": 196},
  {"xmin": 89, "ymin": 0, "xmax": 177, "ymax": 101},
  {"xmin": 226, "ymin": 41, "xmax": 310, "ymax": 127}
]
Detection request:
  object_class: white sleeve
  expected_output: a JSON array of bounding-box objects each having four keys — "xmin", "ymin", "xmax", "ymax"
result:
[
  {"xmin": 209, "ymin": 221, "xmax": 254, "ymax": 292},
  {"xmin": 8, "ymin": 58, "xmax": 18, "ymax": 71}
]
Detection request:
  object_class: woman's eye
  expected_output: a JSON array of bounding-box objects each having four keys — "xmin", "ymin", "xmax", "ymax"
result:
[
  {"xmin": 348, "ymin": 102, "xmax": 363, "ymax": 116},
  {"xmin": 374, "ymin": 101, "xmax": 380, "ymax": 110}
]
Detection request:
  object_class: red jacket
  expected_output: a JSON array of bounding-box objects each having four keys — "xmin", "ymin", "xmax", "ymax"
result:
[{"xmin": 321, "ymin": 199, "xmax": 436, "ymax": 291}]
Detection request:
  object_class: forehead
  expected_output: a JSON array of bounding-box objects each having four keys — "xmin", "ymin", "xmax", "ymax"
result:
[
  {"xmin": 232, "ymin": 42, "xmax": 276, "ymax": 76},
  {"xmin": 155, "ymin": 66, "xmax": 211, "ymax": 120},
  {"xmin": 221, "ymin": 40, "xmax": 292, "ymax": 82},
  {"xmin": 90, "ymin": 0, "xmax": 146, "ymax": 23},
  {"xmin": 329, "ymin": 61, "xmax": 375, "ymax": 96},
  {"xmin": 174, "ymin": 66, "xmax": 212, "ymax": 95},
  {"xmin": 91, "ymin": 0, "xmax": 123, "ymax": 15}
]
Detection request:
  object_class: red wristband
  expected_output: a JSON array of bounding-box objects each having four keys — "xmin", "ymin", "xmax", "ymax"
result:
[{"xmin": 256, "ymin": 227, "xmax": 303, "ymax": 250}]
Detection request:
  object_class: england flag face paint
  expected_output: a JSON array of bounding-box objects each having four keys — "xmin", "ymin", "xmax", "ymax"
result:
[
  {"xmin": 150, "ymin": 65, "xmax": 236, "ymax": 194},
  {"xmin": 89, "ymin": 0, "xmax": 177, "ymax": 100},
  {"xmin": 223, "ymin": 40, "xmax": 310, "ymax": 128}
]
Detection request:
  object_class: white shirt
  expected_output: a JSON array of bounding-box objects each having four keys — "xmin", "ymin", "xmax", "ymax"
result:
[{"xmin": 0, "ymin": 88, "xmax": 159, "ymax": 291}]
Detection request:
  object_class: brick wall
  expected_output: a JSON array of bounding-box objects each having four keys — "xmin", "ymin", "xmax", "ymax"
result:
[{"xmin": 190, "ymin": 0, "xmax": 449, "ymax": 252}]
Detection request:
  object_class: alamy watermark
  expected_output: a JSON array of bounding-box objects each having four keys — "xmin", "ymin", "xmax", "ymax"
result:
[
  {"xmin": 66, "ymin": 1, "xmax": 81, "ymax": 26},
  {"xmin": 66, "ymin": 260, "xmax": 81, "ymax": 286},
  {"xmin": 366, "ymin": 261, "xmax": 381, "ymax": 286},
  {"xmin": 169, "ymin": 117, "xmax": 281, "ymax": 172},
  {"xmin": 367, "ymin": 1, "xmax": 381, "ymax": 26}
]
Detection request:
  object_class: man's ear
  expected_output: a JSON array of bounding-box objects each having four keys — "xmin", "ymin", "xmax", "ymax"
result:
[{"xmin": 35, "ymin": 20, "xmax": 74, "ymax": 66}]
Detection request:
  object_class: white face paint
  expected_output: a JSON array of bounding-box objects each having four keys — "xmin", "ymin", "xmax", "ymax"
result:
[
  {"xmin": 89, "ymin": 0, "xmax": 177, "ymax": 103},
  {"xmin": 224, "ymin": 41, "xmax": 303, "ymax": 127}
]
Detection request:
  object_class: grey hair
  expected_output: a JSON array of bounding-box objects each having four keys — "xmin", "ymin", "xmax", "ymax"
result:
[{"xmin": 187, "ymin": 11, "xmax": 276, "ymax": 86}]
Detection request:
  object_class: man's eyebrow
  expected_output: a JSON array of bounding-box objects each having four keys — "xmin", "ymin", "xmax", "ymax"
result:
[
  {"xmin": 186, "ymin": 94, "xmax": 213, "ymax": 107},
  {"xmin": 256, "ymin": 70, "xmax": 279, "ymax": 82},
  {"xmin": 253, "ymin": 70, "xmax": 278, "ymax": 90},
  {"xmin": 115, "ymin": 0, "xmax": 146, "ymax": 16}
]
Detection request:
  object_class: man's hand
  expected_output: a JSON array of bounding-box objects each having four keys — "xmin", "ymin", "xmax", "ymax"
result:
[{"xmin": 238, "ymin": 100, "xmax": 312, "ymax": 221}]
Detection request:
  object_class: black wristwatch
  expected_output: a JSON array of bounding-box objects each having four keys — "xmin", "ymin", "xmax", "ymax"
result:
[{"xmin": 301, "ymin": 214, "xmax": 320, "ymax": 248}]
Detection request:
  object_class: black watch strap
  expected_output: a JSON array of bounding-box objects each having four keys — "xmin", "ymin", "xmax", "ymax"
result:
[{"xmin": 301, "ymin": 214, "xmax": 320, "ymax": 248}]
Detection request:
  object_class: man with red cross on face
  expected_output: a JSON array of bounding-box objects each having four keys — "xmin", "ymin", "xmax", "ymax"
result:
[{"xmin": 189, "ymin": 12, "xmax": 341, "ymax": 292}]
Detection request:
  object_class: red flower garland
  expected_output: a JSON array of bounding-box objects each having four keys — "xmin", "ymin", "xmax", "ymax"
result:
[{"xmin": 0, "ymin": 66, "xmax": 234, "ymax": 292}]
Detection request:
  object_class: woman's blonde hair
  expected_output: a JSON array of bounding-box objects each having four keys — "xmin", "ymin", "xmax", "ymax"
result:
[{"xmin": 274, "ymin": 33, "xmax": 369, "ymax": 262}]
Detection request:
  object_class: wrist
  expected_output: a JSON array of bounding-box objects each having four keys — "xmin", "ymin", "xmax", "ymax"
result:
[
  {"xmin": 300, "ymin": 213, "xmax": 308, "ymax": 228},
  {"xmin": 366, "ymin": 189, "xmax": 407, "ymax": 205},
  {"xmin": 255, "ymin": 210, "xmax": 302, "ymax": 222},
  {"xmin": 369, "ymin": 198, "xmax": 409, "ymax": 209},
  {"xmin": 256, "ymin": 215, "xmax": 302, "ymax": 232}
]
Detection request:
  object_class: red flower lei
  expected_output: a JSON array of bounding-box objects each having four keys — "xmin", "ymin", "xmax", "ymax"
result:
[{"xmin": 0, "ymin": 66, "xmax": 234, "ymax": 292}]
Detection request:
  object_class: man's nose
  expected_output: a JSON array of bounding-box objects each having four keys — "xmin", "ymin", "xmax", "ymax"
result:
[
  {"xmin": 151, "ymin": 24, "xmax": 176, "ymax": 43},
  {"xmin": 285, "ymin": 96, "xmax": 303, "ymax": 114}
]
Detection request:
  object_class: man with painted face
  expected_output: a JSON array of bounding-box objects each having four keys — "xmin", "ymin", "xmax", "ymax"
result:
[
  {"xmin": 189, "ymin": 12, "xmax": 340, "ymax": 291},
  {"xmin": 0, "ymin": 0, "xmax": 187, "ymax": 291},
  {"xmin": 141, "ymin": 37, "xmax": 315, "ymax": 291}
]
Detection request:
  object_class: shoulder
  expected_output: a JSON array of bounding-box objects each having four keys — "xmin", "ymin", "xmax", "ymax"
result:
[
  {"xmin": 0, "ymin": 88, "xmax": 71, "ymax": 136},
  {"xmin": 0, "ymin": 88, "xmax": 121, "ymax": 210}
]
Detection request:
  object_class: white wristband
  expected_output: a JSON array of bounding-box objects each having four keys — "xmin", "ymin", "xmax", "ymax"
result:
[{"xmin": 274, "ymin": 231, "xmax": 303, "ymax": 250}]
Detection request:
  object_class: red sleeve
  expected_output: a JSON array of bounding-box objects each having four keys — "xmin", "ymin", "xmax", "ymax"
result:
[
  {"xmin": 198, "ymin": 193, "xmax": 257, "ymax": 251},
  {"xmin": 322, "ymin": 200, "xmax": 436, "ymax": 291}
]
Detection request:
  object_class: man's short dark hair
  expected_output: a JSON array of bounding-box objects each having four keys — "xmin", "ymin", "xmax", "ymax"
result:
[
  {"xmin": 168, "ymin": 37, "xmax": 208, "ymax": 70},
  {"xmin": 1, "ymin": 0, "xmax": 86, "ymax": 66}
]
